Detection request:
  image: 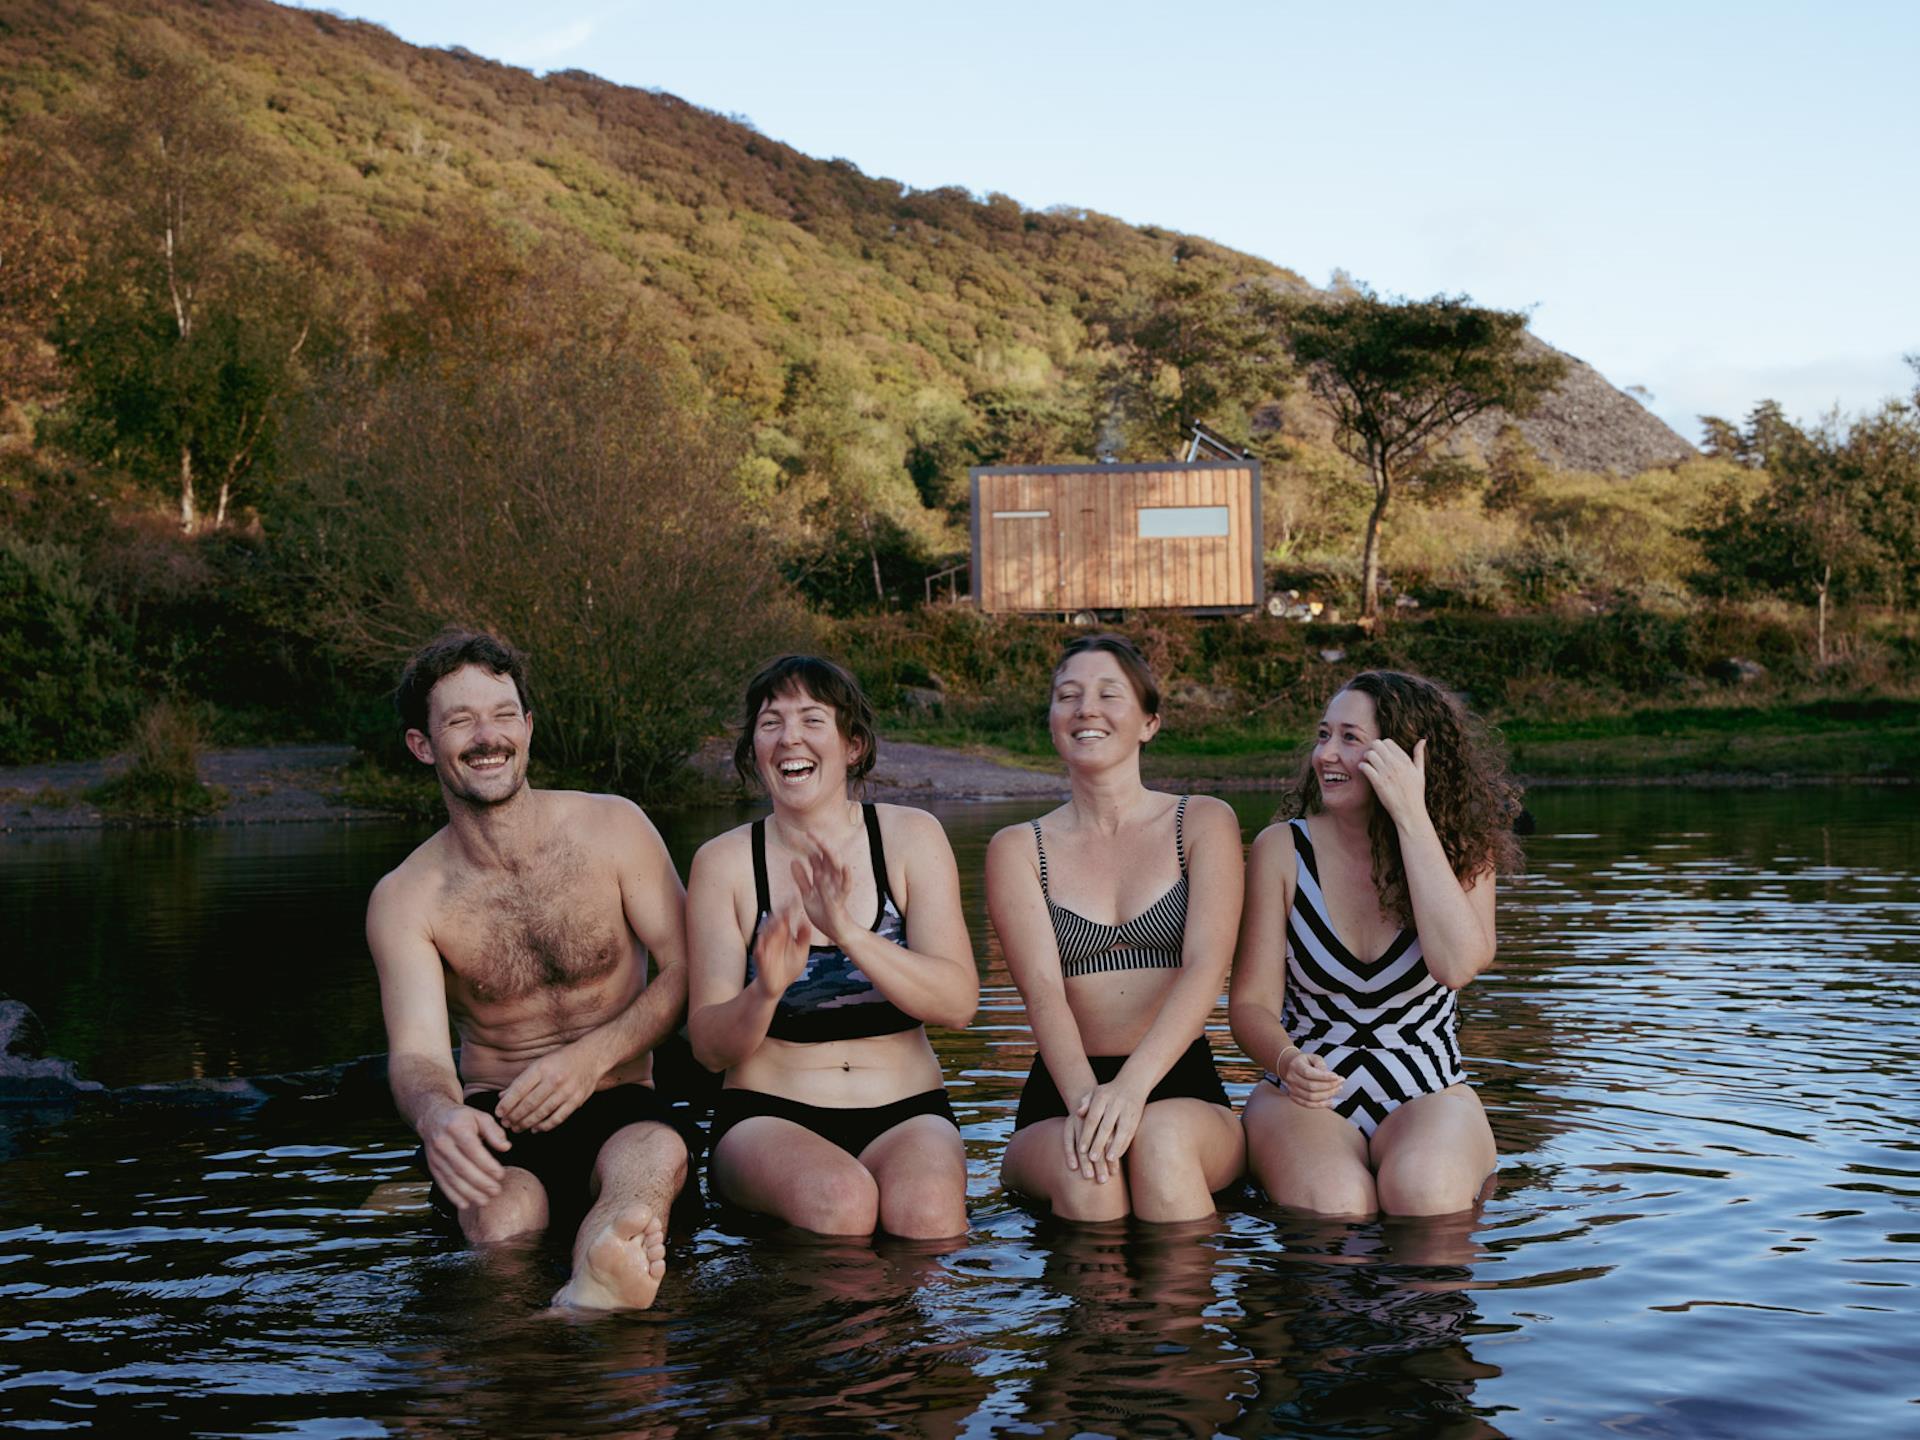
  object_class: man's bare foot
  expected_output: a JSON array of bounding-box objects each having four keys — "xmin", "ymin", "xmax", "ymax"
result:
[{"xmin": 552, "ymin": 1204, "xmax": 667, "ymax": 1311}]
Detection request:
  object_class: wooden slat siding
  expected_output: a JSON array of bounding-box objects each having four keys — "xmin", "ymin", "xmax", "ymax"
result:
[
  {"xmin": 1134, "ymin": 471, "xmax": 1152, "ymax": 608},
  {"xmin": 993, "ymin": 473, "xmax": 1013, "ymax": 613},
  {"xmin": 1214, "ymin": 469, "xmax": 1228, "ymax": 604},
  {"xmin": 1153, "ymin": 469, "xmax": 1171, "ymax": 609},
  {"xmin": 1236, "ymin": 465, "xmax": 1253, "ymax": 603},
  {"xmin": 1031, "ymin": 472, "xmax": 1044, "ymax": 609},
  {"xmin": 1052, "ymin": 474, "xmax": 1067, "ymax": 610},
  {"xmin": 988, "ymin": 473, "xmax": 1004, "ymax": 612},
  {"xmin": 1021, "ymin": 474, "xmax": 1036, "ymax": 610},
  {"xmin": 981, "ymin": 473, "xmax": 1000, "ymax": 611},
  {"xmin": 1154, "ymin": 469, "xmax": 1172, "ymax": 609},
  {"xmin": 1230, "ymin": 466, "xmax": 1244, "ymax": 604},
  {"xmin": 998, "ymin": 470, "xmax": 1013, "ymax": 610},
  {"xmin": 1134, "ymin": 470, "xmax": 1152, "ymax": 609},
  {"xmin": 1003, "ymin": 474, "xmax": 1021, "ymax": 611},
  {"xmin": 1055, "ymin": 471, "xmax": 1074, "ymax": 609},
  {"xmin": 1064, "ymin": 470, "xmax": 1088, "ymax": 610},
  {"xmin": 1182, "ymin": 470, "xmax": 1198, "ymax": 606},
  {"xmin": 974, "ymin": 462, "xmax": 1258, "ymax": 613},
  {"xmin": 1211, "ymin": 469, "xmax": 1229, "ymax": 603},
  {"xmin": 1020, "ymin": 473, "xmax": 1041, "ymax": 611},
  {"xmin": 1236, "ymin": 468, "xmax": 1251, "ymax": 602},
  {"xmin": 1079, "ymin": 470, "xmax": 1099, "ymax": 608},
  {"xmin": 1204, "ymin": 468, "xmax": 1221, "ymax": 604}
]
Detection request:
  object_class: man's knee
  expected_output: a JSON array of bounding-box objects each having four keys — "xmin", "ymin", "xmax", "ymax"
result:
[
  {"xmin": 461, "ymin": 1169, "xmax": 549, "ymax": 1242},
  {"xmin": 595, "ymin": 1121, "xmax": 690, "ymax": 1195}
]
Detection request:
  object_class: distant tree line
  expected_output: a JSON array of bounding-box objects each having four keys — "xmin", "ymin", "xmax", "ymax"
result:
[
  {"xmin": 1692, "ymin": 374, "xmax": 1920, "ymax": 661},
  {"xmin": 4, "ymin": 25, "xmax": 1918, "ymax": 776}
]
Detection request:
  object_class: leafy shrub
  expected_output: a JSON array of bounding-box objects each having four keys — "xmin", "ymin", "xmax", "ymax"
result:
[
  {"xmin": 280, "ymin": 328, "xmax": 809, "ymax": 795},
  {"xmin": 86, "ymin": 699, "xmax": 227, "ymax": 819},
  {"xmin": 0, "ymin": 532, "xmax": 139, "ymax": 761}
]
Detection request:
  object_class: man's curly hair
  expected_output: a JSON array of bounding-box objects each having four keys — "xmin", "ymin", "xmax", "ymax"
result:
[{"xmin": 1287, "ymin": 670, "xmax": 1524, "ymax": 926}]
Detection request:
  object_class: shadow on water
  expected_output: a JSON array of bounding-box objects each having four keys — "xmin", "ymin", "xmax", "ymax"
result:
[{"xmin": 2, "ymin": 788, "xmax": 1917, "ymax": 1435}]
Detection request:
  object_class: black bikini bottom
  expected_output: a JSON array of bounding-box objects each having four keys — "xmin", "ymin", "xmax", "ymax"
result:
[
  {"xmin": 422, "ymin": 1083, "xmax": 700, "ymax": 1225},
  {"xmin": 709, "ymin": 1086, "xmax": 957, "ymax": 1160},
  {"xmin": 1013, "ymin": 1035, "xmax": 1229, "ymax": 1131}
]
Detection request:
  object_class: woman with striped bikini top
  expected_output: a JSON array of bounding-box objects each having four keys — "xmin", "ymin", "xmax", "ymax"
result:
[
  {"xmin": 988, "ymin": 634, "xmax": 1247, "ymax": 1225},
  {"xmin": 1033, "ymin": 798, "xmax": 1190, "ymax": 974}
]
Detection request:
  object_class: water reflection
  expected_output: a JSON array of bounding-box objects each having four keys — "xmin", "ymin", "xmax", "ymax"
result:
[
  {"xmin": 1, "ymin": 787, "xmax": 1916, "ymax": 1435},
  {"xmin": 966, "ymin": 1217, "xmax": 1251, "ymax": 1438}
]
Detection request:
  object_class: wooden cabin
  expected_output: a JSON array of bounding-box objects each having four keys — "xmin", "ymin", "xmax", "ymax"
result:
[{"xmin": 969, "ymin": 460, "xmax": 1263, "ymax": 616}]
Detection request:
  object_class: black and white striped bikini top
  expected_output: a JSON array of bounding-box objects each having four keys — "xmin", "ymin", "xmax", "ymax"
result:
[{"xmin": 1032, "ymin": 795, "xmax": 1190, "ymax": 977}]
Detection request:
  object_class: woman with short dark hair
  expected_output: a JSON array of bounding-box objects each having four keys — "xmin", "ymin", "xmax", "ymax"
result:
[
  {"xmin": 687, "ymin": 655, "xmax": 977, "ymax": 1238},
  {"xmin": 990, "ymin": 635, "xmax": 1246, "ymax": 1222},
  {"xmin": 1230, "ymin": 670, "xmax": 1522, "ymax": 1215}
]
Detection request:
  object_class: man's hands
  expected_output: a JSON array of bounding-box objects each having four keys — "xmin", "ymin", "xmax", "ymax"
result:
[
  {"xmin": 419, "ymin": 1100, "xmax": 511, "ymax": 1210},
  {"xmin": 495, "ymin": 1041, "xmax": 604, "ymax": 1133}
]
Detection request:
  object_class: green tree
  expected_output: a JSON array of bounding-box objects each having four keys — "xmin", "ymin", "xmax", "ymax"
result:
[
  {"xmin": 1483, "ymin": 422, "xmax": 1550, "ymax": 515},
  {"xmin": 1687, "ymin": 407, "xmax": 1894, "ymax": 662},
  {"xmin": 1697, "ymin": 399, "xmax": 1800, "ymax": 470},
  {"xmin": 43, "ymin": 43, "xmax": 319, "ymax": 531},
  {"xmin": 1283, "ymin": 290, "xmax": 1567, "ymax": 619},
  {"xmin": 281, "ymin": 320, "xmax": 805, "ymax": 792},
  {"xmin": 765, "ymin": 354, "xmax": 951, "ymax": 611},
  {"xmin": 1101, "ymin": 256, "xmax": 1289, "ymax": 457}
]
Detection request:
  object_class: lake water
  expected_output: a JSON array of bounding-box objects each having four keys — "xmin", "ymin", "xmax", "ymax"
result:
[{"xmin": 2, "ymin": 788, "xmax": 1916, "ymax": 1437}]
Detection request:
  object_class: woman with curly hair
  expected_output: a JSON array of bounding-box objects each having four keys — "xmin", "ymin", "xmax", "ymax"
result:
[{"xmin": 1229, "ymin": 670, "xmax": 1522, "ymax": 1215}]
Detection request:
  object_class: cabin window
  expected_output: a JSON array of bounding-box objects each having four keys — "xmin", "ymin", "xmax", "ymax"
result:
[
  {"xmin": 992, "ymin": 510, "xmax": 1051, "ymax": 519},
  {"xmin": 1137, "ymin": 505, "xmax": 1229, "ymax": 538}
]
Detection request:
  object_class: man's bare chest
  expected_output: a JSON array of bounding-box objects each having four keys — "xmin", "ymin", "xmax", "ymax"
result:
[{"xmin": 433, "ymin": 848, "xmax": 631, "ymax": 1006}]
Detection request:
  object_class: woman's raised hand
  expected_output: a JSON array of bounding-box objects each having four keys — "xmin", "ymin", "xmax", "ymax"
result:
[
  {"xmin": 751, "ymin": 900, "xmax": 810, "ymax": 1000},
  {"xmin": 790, "ymin": 837, "xmax": 857, "ymax": 946},
  {"xmin": 1358, "ymin": 736, "xmax": 1427, "ymax": 825}
]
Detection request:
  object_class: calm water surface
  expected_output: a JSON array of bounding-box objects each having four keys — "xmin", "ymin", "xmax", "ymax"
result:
[{"xmin": 2, "ymin": 788, "xmax": 1916, "ymax": 1437}]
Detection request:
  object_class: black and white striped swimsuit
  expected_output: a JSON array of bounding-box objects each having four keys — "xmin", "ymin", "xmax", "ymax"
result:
[
  {"xmin": 1266, "ymin": 817, "xmax": 1465, "ymax": 1137},
  {"xmin": 1033, "ymin": 796, "xmax": 1189, "ymax": 976}
]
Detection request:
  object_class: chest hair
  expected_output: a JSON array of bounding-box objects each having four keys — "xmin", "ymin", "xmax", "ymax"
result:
[{"xmin": 443, "ymin": 841, "xmax": 624, "ymax": 1006}]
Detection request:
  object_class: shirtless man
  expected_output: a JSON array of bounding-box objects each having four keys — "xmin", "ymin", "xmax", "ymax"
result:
[{"xmin": 367, "ymin": 629, "xmax": 692, "ymax": 1311}]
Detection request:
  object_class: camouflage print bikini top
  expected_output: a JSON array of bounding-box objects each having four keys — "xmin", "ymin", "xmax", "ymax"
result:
[{"xmin": 743, "ymin": 803, "xmax": 919, "ymax": 1044}]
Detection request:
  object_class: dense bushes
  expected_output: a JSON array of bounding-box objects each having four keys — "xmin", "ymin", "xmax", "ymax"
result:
[
  {"xmin": 278, "ymin": 328, "xmax": 809, "ymax": 793},
  {"xmin": 828, "ymin": 602, "xmax": 1918, "ymax": 745},
  {"xmin": 0, "ymin": 533, "xmax": 139, "ymax": 762}
]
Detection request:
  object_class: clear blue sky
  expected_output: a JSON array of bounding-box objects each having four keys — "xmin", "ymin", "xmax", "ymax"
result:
[{"xmin": 287, "ymin": 0, "xmax": 1919, "ymax": 444}]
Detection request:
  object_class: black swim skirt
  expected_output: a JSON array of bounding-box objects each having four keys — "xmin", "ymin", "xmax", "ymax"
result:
[
  {"xmin": 422, "ymin": 1082, "xmax": 701, "ymax": 1224},
  {"xmin": 1012, "ymin": 1035, "xmax": 1229, "ymax": 1132},
  {"xmin": 708, "ymin": 1086, "xmax": 958, "ymax": 1161}
]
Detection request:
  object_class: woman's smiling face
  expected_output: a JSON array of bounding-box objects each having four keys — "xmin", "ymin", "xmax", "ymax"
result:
[
  {"xmin": 1313, "ymin": 687, "xmax": 1379, "ymax": 809},
  {"xmin": 1049, "ymin": 650, "xmax": 1158, "ymax": 765},
  {"xmin": 753, "ymin": 685, "xmax": 860, "ymax": 802}
]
